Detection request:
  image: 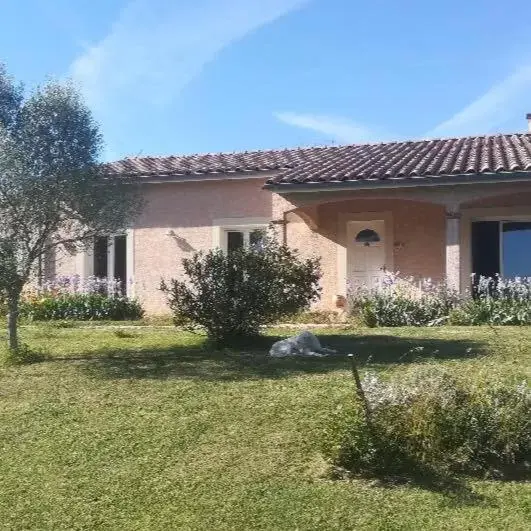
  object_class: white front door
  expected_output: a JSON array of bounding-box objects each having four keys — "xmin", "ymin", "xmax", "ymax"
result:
[{"xmin": 347, "ymin": 220, "xmax": 386, "ymax": 290}]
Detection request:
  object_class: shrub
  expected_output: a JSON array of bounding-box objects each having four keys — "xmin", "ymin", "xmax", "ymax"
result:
[
  {"xmin": 17, "ymin": 275, "xmax": 144, "ymax": 321},
  {"xmin": 19, "ymin": 293, "xmax": 144, "ymax": 321},
  {"xmin": 348, "ymin": 273, "xmax": 460, "ymax": 327},
  {"xmin": 450, "ymin": 276, "xmax": 531, "ymax": 325},
  {"xmin": 160, "ymin": 234, "xmax": 321, "ymax": 344},
  {"xmin": 323, "ymin": 366, "xmax": 531, "ymax": 479}
]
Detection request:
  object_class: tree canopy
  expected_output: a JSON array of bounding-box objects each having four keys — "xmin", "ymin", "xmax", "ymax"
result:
[{"xmin": 0, "ymin": 64, "xmax": 142, "ymax": 350}]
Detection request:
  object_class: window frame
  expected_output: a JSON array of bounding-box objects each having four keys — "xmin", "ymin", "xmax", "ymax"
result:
[
  {"xmin": 224, "ymin": 227, "xmax": 266, "ymax": 251},
  {"xmin": 92, "ymin": 234, "xmax": 127, "ymax": 279},
  {"xmin": 471, "ymin": 217, "xmax": 531, "ymax": 279},
  {"xmin": 212, "ymin": 218, "xmax": 269, "ymax": 253},
  {"xmin": 77, "ymin": 231, "xmax": 134, "ymax": 297},
  {"xmin": 500, "ymin": 221, "xmax": 531, "ymax": 278}
]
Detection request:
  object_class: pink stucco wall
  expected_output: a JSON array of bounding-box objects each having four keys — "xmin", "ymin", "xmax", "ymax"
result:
[
  {"xmin": 285, "ymin": 199, "xmax": 446, "ymax": 308},
  {"xmin": 50, "ymin": 175, "xmax": 531, "ymax": 315},
  {"xmin": 462, "ymin": 190, "xmax": 531, "ymax": 209},
  {"xmin": 129, "ymin": 182, "xmax": 446, "ymax": 313},
  {"xmin": 133, "ymin": 177, "xmax": 273, "ymax": 313},
  {"xmin": 284, "ymin": 210, "xmax": 339, "ymax": 310},
  {"xmin": 51, "ymin": 178, "xmax": 447, "ymax": 315},
  {"xmin": 51, "ymin": 247, "xmax": 78, "ymax": 278}
]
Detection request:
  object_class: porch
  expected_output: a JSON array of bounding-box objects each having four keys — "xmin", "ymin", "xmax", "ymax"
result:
[{"xmin": 271, "ymin": 181, "xmax": 531, "ymax": 309}]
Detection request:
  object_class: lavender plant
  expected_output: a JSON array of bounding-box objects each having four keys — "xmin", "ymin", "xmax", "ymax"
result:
[
  {"xmin": 348, "ymin": 272, "xmax": 461, "ymax": 327},
  {"xmin": 25, "ymin": 275, "xmax": 124, "ymax": 297},
  {"xmin": 18, "ymin": 275, "xmax": 143, "ymax": 321},
  {"xmin": 323, "ymin": 366, "xmax": 530, "ymax": 479},
  {"xmin": 451, "ymin": 275, "xmax": 531, "ymax": 325}
]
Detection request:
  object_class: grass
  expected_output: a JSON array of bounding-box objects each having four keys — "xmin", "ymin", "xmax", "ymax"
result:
[{"xmin": 0, "ymin": 324, "xmax": 530, "ymax": 530}]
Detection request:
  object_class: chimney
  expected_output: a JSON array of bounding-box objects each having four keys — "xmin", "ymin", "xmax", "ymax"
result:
[{"xmin": 527, "ymin": 113, "xmax": 531, "ymax": 132}]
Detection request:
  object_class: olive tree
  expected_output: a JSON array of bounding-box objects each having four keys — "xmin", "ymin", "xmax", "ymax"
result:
[{"xmin": 0, "ymin": 65, "xmax": 141, "ymax": 350}]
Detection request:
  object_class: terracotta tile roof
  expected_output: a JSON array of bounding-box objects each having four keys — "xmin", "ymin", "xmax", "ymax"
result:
[
  {"xmin": 105, "ymin": 146, "xmax": 325, "ymax": 177},
  {"xmin": 268, "ymin": 133, "xmax": 531, "ymax": 186},
  {"xmin": 106, "ymin": 133, "xmax": 531, "ymax": 185}
]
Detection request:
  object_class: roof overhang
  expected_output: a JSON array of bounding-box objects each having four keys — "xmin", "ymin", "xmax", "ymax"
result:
[
  {"xmin": 112, "ymin": 169, "xmax": 282, "ymax": 185},
  {"xmin": 263, "ymin": 171, "xmax": 531, "ymax": 193}
]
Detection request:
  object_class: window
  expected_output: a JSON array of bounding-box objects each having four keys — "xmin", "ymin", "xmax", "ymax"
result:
[
  {"xmin": 93, "ymin": 236, "xmax": 109, "ymax": 278},
  {"xmin": 472, "ymin": 221, "xmax": 531, "ymax": 279},
  {"xmin": 355, "ymin": 228, "xmax": 381, "ymax": 245},
  {"xmin": 222, "ymin": 227, "xmax": 266, "ymax": 253},
  {"xmin": 213, "ymin": 218, "xmax": 269, "ymax": 253},
  {"xmin": 227, "ymin": 231, "xmax": 244, "ymax": 253},
  {"xmin": 92, "ymin": 235, "xmax": 128, "ymax": 292},
  {"xmin": 249, "ymin": 228, "xmax": 266, "ymax": 249},
  {"xmin": 502, "ymin": 222, "xmax": 531, "ymax": 277},
  {"xmin": 113, "ymin": 235, "xmax": 127, "ymax": 283}
]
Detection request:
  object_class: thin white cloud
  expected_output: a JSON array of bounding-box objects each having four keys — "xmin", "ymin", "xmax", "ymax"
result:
[
  {"xmin": 426, "ymin": 65, "xmax": 531, "ymax": 138},
  {"xmin": 70, "ymin": 0, "xmax": 309, "ymax": 115},
  {"xmin": 274, "ymin": 111, "xmax": 379, "ymax": 144}
]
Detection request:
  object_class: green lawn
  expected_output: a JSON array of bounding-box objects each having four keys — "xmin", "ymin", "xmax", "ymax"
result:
[{"xmin": 0, "ymin": 325, "xmax": 530, "ymax": 530}]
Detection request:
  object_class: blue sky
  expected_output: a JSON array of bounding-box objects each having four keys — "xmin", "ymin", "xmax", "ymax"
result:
[{"xmin": 2, "ymin": 0, "xmax": 531, "ymax": 161}]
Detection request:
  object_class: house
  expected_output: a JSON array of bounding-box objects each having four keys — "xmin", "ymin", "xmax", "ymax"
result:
[{"xmin": 51, "ymin": 128, "xmax": 531, "ymax": 315}]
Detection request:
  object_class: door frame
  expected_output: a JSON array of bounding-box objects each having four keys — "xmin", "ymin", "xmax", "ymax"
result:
[
  {"xmin": 461, "ymin": 206, "xmax": 531, "ymax": 291},
  {"xmin": 337, "ymin": 211, "xmax": 394, "ymax": 296},
  {"xmin": 76, "ymin": 229, "xmax": 135, "ymax": 297}
]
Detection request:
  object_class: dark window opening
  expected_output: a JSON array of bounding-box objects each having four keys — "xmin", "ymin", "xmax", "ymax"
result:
[
  {"xmin": 227, "ymin": 231, "xmax": 244, "ymax": 253},
  {"xmin": 93, "ymin": 237, "xmax": 108, "ymax": 278},
  {"xmin": 113, "ymin": 235, "xmax": 127, "ymax": 293},
  {"xmin": 471, "ymin": 221, "xmax": 500, "ymax": 281},
  {"xmin": 355, "ymin": 229, "xmax": 381, "ymax": 244}
]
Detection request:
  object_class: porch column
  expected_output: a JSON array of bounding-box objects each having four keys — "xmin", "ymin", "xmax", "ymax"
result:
[{"xmin": 445, "ymin": 209, "xmax": 461, "ymax": 291}]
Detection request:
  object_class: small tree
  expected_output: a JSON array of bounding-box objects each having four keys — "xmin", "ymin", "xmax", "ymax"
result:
[
  {"xmin": 0, "ymin": 64, "xmax": 142, "ymax": 350},
  {"xmin": 160, "ymin": 233, "xmax": 321, "ymax": 345}
]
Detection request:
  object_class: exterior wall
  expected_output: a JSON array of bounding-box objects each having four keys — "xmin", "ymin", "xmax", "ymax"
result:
[
  {"xmin": 291, "ymin": 199, "xmax": 445, "ymax": 309},
  {"xmin": 284, "ymin": 210, "xmax": 338, "ymax": 310},
  {"xmin": 50, "ymin": 175, "xmax": 531, "ymax": 315},
  {"xmin": 462, "ymin": 191, "xmax": 531, "ymax": 209},
  {"xmin": 50, "ymin": 246, "xmax": 80, "ymax": 278},
  {"xmin": 133, "ymin": 177, "xmax": 272, "ymax": 313}
]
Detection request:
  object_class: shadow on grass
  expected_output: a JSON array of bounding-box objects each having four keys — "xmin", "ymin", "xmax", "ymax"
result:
[
  {"xmin": 345, "ymin": 464, "xmax": 490, "ymax": 507},
  {"xmin": 63, "ymin": 333, "xmax": 486, "ymax": 382},
  {"xmin": 336, "ymin": 452, "xmax": 530, "ymax": 505}
]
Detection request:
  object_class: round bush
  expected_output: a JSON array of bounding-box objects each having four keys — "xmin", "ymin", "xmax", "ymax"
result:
[{"xmin": 160, "ymin": 234, "xmax": 321, "ymax": 345}]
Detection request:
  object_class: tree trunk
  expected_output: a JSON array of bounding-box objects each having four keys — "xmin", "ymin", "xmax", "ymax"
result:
[{"xmin": 7, "ymin": 294, "xmax": 19, "ymax": 351}]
